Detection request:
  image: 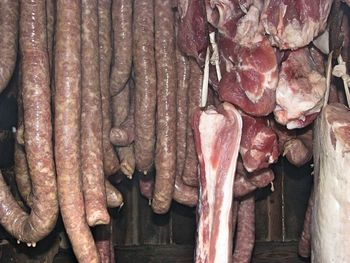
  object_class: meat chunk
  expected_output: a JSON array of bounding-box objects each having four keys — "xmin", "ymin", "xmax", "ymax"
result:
[
  {"xmin": 240, "ymin": 114, "xmax": 279, "ymax": 172},
  {"xmin": 218, "ymin": 37, "xmax": 278, "ymax": 116},
  {"xmin": 234, "ymin": 159, "xmax": 274, "ymax": 198},
  {"xmin": 274, "ymin": 47, "xmax": 326, "ymax": 129},
  {"xmin": 261, "ymin": 0, "xmax": 333, "ymax": 50},
  {"xmin": 193, "ymin": 103, "xmax": 242, "ymax": 263},
  {"xmin": 212, "ymin": 2, "xmax": 278, "ymax": 116},
  {"xmin": 312, "ymin": 103, "xmax": 350, "ymax": 262},
  {"xmin": 177, "ymin": 0, "xmax": 208, "ymax": 65}
]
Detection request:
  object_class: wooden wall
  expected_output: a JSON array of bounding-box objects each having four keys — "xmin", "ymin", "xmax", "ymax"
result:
[{"xmin": 114, "ymin": 157, "xmax": 313, "ymax": 246}]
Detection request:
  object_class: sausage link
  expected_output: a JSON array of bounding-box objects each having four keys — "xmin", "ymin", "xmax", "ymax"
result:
[
  {"xmin": 173, "ymin": 175, "xmax": 198, "ymax": 207},
  {"xmin": 175, "ymin": 20, "xmax": 190, "ymax": 185},
  {"xmin": 110, "ymin": 121, "xmax": 134, "ymax": 146},
  {"xmin": 99, "ymin": 0, "xmax": 120, "ymax": 177},
  {"xmin": 81, "ymin": 0, "xmax": 109, "ymax": 227},
  {"xmin": 14, "ymin": 143, "xmax": 32, "ymax": 207},
  {"xmin": 233, "ymin": 196, "xmax": 255, "ymax": 263},
  {"xmin": 0, "ymin": 0, "xmax": 57, "ymax": 245},
  {"xmin": 55, "ymin": 1, "xmax": 100, "ymax": 262},
  {"xmin": 106, "ymin": 181, "xmax": 123, "ymax": 208},
  {"xmin": 152, "ymin": 0, "xmax": 177, "ymax": 214},
  {"xmin": 133, "ymin": 0, "xmax": 157, "ymax": 173},
  {"xmin": 114, "ymin": 78, "xmax": 135, "ymax": 178},
  {"xmin": 117, "ymin": 146, "xmax": 136, "ymax": 179},
  {"xmin": 232, "ymin": 200, "xmax": 239, "ymax": 237},
  {"xmin": 111, "ymin": 80, "xmax": 130, "ymax": 127},
  {"xmin": 14, "ymin": 70, "xmax": 32, "ymax": 207},
  {"xmin": 182, "ymin": 59, "xmax": 202, "ymax": 186},
  {"xmin": 110, "ymin": 0, "xmax": 133, "ymax": 96},
  {"xmin": 0, "ymin": 0, "xmax": 19, "ymax": 94},
  {"xmin": 18, "ymin": 0, "xmax": 58, "ymax": 242},
  {"xmin": 173, "ymin": 21, "xmax": 195, "ymax": 207}
]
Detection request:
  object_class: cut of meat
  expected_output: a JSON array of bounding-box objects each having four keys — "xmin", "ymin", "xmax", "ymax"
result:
[
  {"xmin": 205, "ymin": 0, "xmax": 244, "ymax": 38},
  {"xmin": 312, "ymin": 103, "xmax": 350, "ymax": 263},
  {"xmin": 218, "ymin": 37, "xmax": 278, "ymax": 116},
  {"xmin": 240, "ymin": 114, "xmax": 279, "ymax": 172},
  {"xmin": 208, "ymin": 1, "xmax": 278, "ymax": 116},
  {"xmin": 234, "ymin": 159, "xmax": 274, "ymax": 198},
  {"xmin": 284, "ymin": 126, "xmax": 313, "ymax": 167},
  {"xmin": 177, "ymin": 0, "xmax": 208, "ymax": 66},
  {"xmin": 261, "ymin": 0, "xmax": 333, "ymax": 50},
  {"xmin": 274, "ymin": 47, "xmax": 326, "ymax": 129},
  {"xmin": 193, "ymin": 103, "xmax": 242, "ymax": 263}
]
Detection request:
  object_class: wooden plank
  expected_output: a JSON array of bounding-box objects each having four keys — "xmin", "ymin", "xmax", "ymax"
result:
[
  {"xmin": 267, "ymin": 162, "xmax": 283, "ymax": 241},
  {"xmin": 255, "ymin": 189, "xmax": 269, "ymax": 241},
  {"xmin": 138, "ymin": 171, "xmax": 171, "ymax": 245},
  {"xmin": 282, "ymin": 158, "xmax": 312, "ymax": 241},
  {"xmin": 252, "ymin": 242, "xmax": 310, "ymax": 263},
  {"xmin": 113, "ymin": 176, "xmax": 133, "ymax": 245},
  {"xmin": 255, "ymin": 159, "xmax": 284, "ymax": 241},
  {"xmin": 171, "ymin": 202, "xmax": 196, "ymax": 245}
]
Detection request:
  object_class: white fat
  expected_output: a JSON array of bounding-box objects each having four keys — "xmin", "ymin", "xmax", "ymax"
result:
[
  {"xmin": 312, "ymin": 105, "xmax": 350, "ymax": 263},
  {"xmin": 275, "ymin": 69, "xmax": 326, "ymax": 123},
  {"xmin": 197, "ymin": 105, "xmax": 242, "ymax": 263}
]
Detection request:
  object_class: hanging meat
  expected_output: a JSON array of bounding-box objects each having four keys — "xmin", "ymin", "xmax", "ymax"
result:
[
  {"xmin": 312, "ymin": 103, "xmax": 350, "ymax": 263},
  {"xmin": 274, "ymin": 47, "xmax": 326, "ymax": 129},
  {"xmin": 177, "ymin": 0, "xmax": 208, "ymax": 66},
  {"xmin": 193, "ymin": 103, "xmax": 242, "ymax": 263},
  {"xmin": 240, "ymin": 113, "xmax": 279, "ymax": 172},
  {"xmin": 261, "ymin": 0, "xmax": 333, "ymax": 50},
  {"xmin": 208, "ymin": 1, "xmax": 279, "ymax": 116}
]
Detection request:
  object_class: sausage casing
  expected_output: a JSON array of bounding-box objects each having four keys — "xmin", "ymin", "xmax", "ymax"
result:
[
  {"xmin": 55, "ymin": 1, "xmax": 100, "ymax": 262},
  {"xmin": 152, "ymin": 0, "xmax": 178, "ymax": 214},
  {"xmin": 133, "ymin": 0, "xmax": 157, "ymax": 173}
]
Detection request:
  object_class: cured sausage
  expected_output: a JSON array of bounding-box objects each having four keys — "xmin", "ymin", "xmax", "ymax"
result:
[
  {"xmin": 173, "ymin": 18, "xmax": 197, "ymax": 208},
  {"xmin": 0, "ymin": 0, "xmax": 19, "ymax": 94},
  {"xmin": 20, "ymin": 0, "xmax": 58, "ymax": 240},
  {"xmin": 106, "ymin": 180, "xmax": 124, "ymax": 208},
  {"xmin": 14, "ymin": 143, "xmax": 32, "ymax": 207},
  {"xmin": 182, "ymin": 59, "xmax": 202, "ymax": 186},
  {"xmin": 0, "ymin": 0, "xmax": 58, "ymax": 245},
  {"xmin": 81, "ymin": 0, "xmax": 109, "ymax": 227},
  {"xmin": 112, "ymin": 78, "xmax": 135, "ymax": 178},
  {"xmin": 233, "ymin": 196, "xmax": 255, "ymax": 263},
  {"xmin": 110, "ymin": 0, "xmax": 133, "ymax": 96},
  {"xmin": 152, "ymin": 0, "xmax": 177, "ymax": 214},
  {"xmin": 55, "ymin": 1, "xmax": 100, "ymax": 262},
  {"xmin": 111, "ymin": 80, "xmax": 130, "ymax": 127},
  {"xmin": 118, "ymin": 146, "xmax": 136, "ymax": 179},
  {"xmin": 174, "ymin": 17, "xmax": 190, "ymax": 187},
  {"xmin": 110, "ymin": 121, "xmax": 134, "ymax": 146},
  {"xmin": 99, "ymin": 0, "xmax": 120, "ymax": 177},
  {"xmin": 14, "ymin": 69, "xmax": 32, "ymax": 207},
  {"xmin": 133, "ymin": 0, "xmax": 157, "ymax": 173},
  {"xmin": 173, "ymin": 175, "xmax": 198, "ymax": 207}
]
